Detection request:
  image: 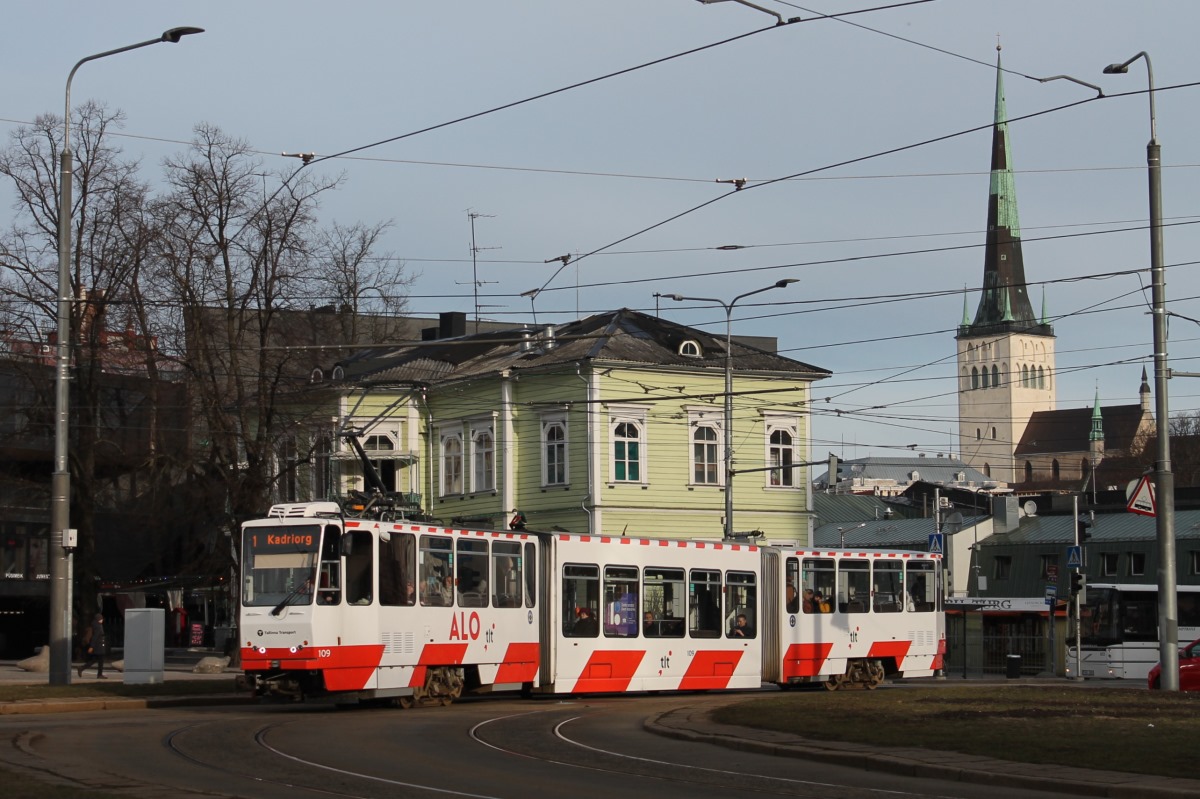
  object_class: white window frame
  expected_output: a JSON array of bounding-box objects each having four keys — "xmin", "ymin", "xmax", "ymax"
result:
[
  {"xmin": 541, "ymin": 412, "xmax": 569, "ymax": 487},
  {"xmin": 760, "ymin": 413, "xmax": 802, "ymax": 490},
  {"xmin": 687, "ymin": 407, "xmax": 723, "ymax": 487},
  {"xmin": 469, "ymin": 421, "xmax": 495, "ymax": 493},
  {"xmin": 439, "ymin": 425, "xmax": 465, "ymax": 497},
  {"xmin": 608, "ymin": 405, "xmax": 649, "ymax": 484}
]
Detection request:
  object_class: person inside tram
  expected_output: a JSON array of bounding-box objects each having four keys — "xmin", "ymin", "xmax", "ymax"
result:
[
  {"xmin": 801, "ymin": 587, "xmax": 815, "ymax": 613},
  {"xmin": 786, "ymin": 584, "xmax": 800, "ymax": 614},
  {"xmin": 730, "ymin": 613, "xmax": 754, "ymax": 638},
  {"xmin": 437, "ymin": 574, "xmax": 455, "ymax": 606},
  {"xmin": 643, "ymin": 610, "xmax": 656, "ymax": 635},
  {"xmin": 573, "ymin": 606, "xmax": 598, "ymax": 636},
  {"xmin": 814, "ymin": 591, "xmax": 831, "ymax": 613}
]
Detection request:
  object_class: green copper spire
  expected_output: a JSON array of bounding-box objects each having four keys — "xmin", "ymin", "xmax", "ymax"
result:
[
  {"xmin": 962, "ymin": 288, "xmax": 971, "ymax": 326},
  {"xmin": 990, "ymin": 50, "xmax": 1022, "ymax": 239},
  {"xmin": 1001, "ymin": 282, "xmax": 1015, "ymax": 322},
  {"xmin": 1040, "ymin": 287, "xmax": 1048, "ymax": 325},
  {"xmin": 1089, "ymin": 387, "xmax": 1103, "ymax": 442}
]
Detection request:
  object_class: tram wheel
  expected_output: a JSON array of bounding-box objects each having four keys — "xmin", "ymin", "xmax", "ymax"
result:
[
  {"xmin": 397, "ymin": 695, "xmax": 415, "ymax": 709},
  {"xmin": 864, "ymin": 661, "xmax": 886, "ymax": 690},
  {"xmin": 824, "ymin": 674, "xmax": 846, "ymax": 691}
]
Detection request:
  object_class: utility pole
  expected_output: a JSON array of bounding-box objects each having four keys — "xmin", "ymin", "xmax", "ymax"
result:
[{"xmin": 467, "ymin": 211, "xmax": 498, "ymax": 334}]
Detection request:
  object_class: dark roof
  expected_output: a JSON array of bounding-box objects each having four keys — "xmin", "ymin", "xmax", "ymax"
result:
[
  {"xmin": 1015, "ymin": 404, "xmax": 1147, "ymax": 456},
  {"xmin": 336, "ymin": 309, "xmax": 830, "ymax": 385}
]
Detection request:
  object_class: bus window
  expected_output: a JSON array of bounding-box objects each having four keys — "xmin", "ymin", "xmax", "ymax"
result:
[
  {"xmin": 563, "ymin": 563, "xmax": 599, "ymax": 637},
  {"xmin": 838, "ymin": 559, "xmax": 870, "ymax": 613},
  {"xmin": 907, "ymin": 561, "xmax": 938, "ymax": 612},
  {"xmin": 644, "ymin": 567, "xmax": 686, "ymax": 638},
  {"xmin": 456, "ymin": 538, "xmax": 488, "ymax": 608},
  {"xmin": 524, "ymin": 541, "xmax": 537, "ymax": 609},
  {"xmin": 724, "ymin": 571, "xmax": 757, "ymax": 639},
  {"xmin": 803, "ymin": 557, "xmax": 835, "ymax": 613},
  {"xmin": 873, "ymin": 561, "xmax": 903, "ymax": 613},
  {"xmin": 603, "ymin": 566, "xmax": 639, "ymax": 638},
  {"xmin": 689, "ymin": 569, "xmax": 722, "ymax": 638},
  {"xmin": 344, "ymin": 531, "xmax": 374, "ymax": 605},
  {"xmin": 420, "ymin": 535, "xmax": 453, "ymax": 607},
  {"xmin": 492, "ymin": 541, "xmax": 523, "ymax": 607},
  {"xmin": 379, "ymin": 532, "xmax": 415, "ymax": 607}
]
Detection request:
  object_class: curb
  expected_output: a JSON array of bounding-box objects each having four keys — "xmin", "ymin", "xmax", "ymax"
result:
[
  {"xmin": 0, "ymin": 694, "xmax": 254, "ymax": 716},
  {"xmin": 644, "ymin": 707, "xmax": 1200, "ymax": 799}
]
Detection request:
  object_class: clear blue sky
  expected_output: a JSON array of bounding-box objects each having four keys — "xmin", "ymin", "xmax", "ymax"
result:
[{"xmin": 3, "ymin": 1, "xmax": 1198, "ymax": 460}]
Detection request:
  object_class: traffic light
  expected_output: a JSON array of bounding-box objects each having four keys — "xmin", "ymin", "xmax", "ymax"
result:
[
  {"xmin": 1076, "ymin": 515, "xmax": 1093, "ymax": 543},
  {"xmin": 1070, "ymin": 571, "xmax": 1086, "ymax": 597}
]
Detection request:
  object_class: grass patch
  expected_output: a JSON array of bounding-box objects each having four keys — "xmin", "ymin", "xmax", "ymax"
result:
[
  {"xmin": 1, "ymin": 766, "xmax": 126, "ymax": 799},
  {"xmin": 713, "ymin": 685, "xmax": 1200, "ymax": 780},
  {"xmin": 0, "ymin": 679, "xmax": 240, "ymax": 703}
]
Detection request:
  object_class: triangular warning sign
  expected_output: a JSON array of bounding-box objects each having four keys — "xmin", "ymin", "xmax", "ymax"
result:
[{"xmin": 1126, "ymin": 475, "xmax": 1156, "ymax": 517}]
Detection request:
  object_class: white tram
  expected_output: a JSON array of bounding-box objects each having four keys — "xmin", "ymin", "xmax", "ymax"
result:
[{"xmin": 240, "ymin": 502, "xmax": 945, "ymax": 704}]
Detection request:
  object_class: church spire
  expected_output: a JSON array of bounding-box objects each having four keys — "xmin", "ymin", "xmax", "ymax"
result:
[
  {"xmin": 963, "ymin": 46, "xmax": 1051, "ymax": 338},
  {"xmin": 1089, "ymin": 387, "xmax": 1104, "ymax": 443}
]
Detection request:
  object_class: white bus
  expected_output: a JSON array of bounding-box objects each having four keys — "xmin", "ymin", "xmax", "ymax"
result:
[{"xmin": 1066, "ymin": 583, "xmax": 1200, "ymax": 680}]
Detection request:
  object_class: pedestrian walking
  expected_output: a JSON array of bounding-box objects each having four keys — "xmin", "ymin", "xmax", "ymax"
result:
[{"xmin": 78, "ymin": 612, "xmax": 108, "ymax": 679}]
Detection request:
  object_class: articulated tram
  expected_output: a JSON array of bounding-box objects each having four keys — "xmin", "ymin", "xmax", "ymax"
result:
[{"xmin": 240, "ymin": 502, "xmax": 945, "ymax": 704}]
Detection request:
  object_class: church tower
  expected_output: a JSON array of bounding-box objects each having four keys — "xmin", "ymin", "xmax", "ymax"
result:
[{"xmin": 956, "ymin": 47, "xmax": 1056, "ymax": 483}]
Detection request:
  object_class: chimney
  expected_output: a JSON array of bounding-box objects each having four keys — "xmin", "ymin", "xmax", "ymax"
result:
[
  {"xmin": 543, "ymin": 325, "xmax": 556, "ymax": 351},
  {"xmin": 439, "ymin": 311, "xmax": 467, "ymax": 339}
]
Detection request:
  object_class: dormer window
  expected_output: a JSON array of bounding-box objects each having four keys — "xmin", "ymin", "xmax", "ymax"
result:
[
  {"xmin": 909, "ymin": 470, "xmax": 920, "ymax": 482},
  {"xmin": 679, "ymin": 340, "xmax": 701, "ymax": 358}
]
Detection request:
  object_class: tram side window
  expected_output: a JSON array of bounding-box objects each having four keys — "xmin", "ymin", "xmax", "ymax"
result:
[
  {"xmin": 456, "ymin": 538, "xmax": 489, "ymax": 608},
  {"xmin": 379, "ymin": 532, "xmax": 416, "ymax": 607},
  {"xmin": 344, "ymin": 531, "xmax": 374, "ymax": 605},
  {"xmin": 563, "ymin": 564, "xmax": 600, "ymax": 637},
  {"xmin": 603, "ymin": 566, "xmax": 639, "ymax": 638},
  {"xmin": 420, "ymin": 535, "xmax": 454, "ymax": 607},
  {"xmin": 492, "ymin": 541, "xmax": 523, "ymax": 607},
  {"xmin": 873, "ymin": 561, "xmax": 903, "ymax": 613},
  {"xmin": 838, "ymin": 560, "xmax": 870, "ymax": 614},
  {"xmin": 803, "ymin": 557, "xmax": 836, "ymax": 613},
  {"xmin": 724, "ymin": 571, "xmax": 757, "ymax": 639},
  {"xmin": 785, "ymin": 557, "xmax": 800, "ymax": 613},
  {"xmin": 689, "ymin": 569, "xmax": 722, "ymax": 638},
  {"xmin": 644, "ymin": 567, "xmax": 686, "ymax": 638},
  {"xmin": 318, "ymin": 524, "xmax": 342, "ymax": 606},
  {"xmin": 906, "ymin": 561, "xmax": 938, "ymax": 612},
  {"xmin": 524, "ymin": 542, "xmax": 537, "ymax": 609}
]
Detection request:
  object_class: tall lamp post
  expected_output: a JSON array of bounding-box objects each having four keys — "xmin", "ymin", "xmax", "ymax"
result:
[
  {"xmin": 49, "ymin": 26, "xmax": 204, "ymax": 685},
  {"xmin": 664, "ymin": 279, "xmax": 798, "ymax": 538},
  {"xmin": 1103, "ymin": 51, "xmax": 1178, "ymax": 691}
]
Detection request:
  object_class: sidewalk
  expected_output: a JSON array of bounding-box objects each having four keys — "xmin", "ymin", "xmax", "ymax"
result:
[
  {"xmin": 0, "ymin": 648, "xmax": 248, "ymax": 715},
  {"xmin": 646, "ymin": 701, "xmax": 1200, "ymax": 799}
]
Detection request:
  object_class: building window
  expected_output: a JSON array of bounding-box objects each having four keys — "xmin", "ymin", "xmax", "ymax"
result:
[
  {"xmin": 313, "ymin": 433, "xmax": 332, "ymax": 500},
  {"xmin": 359, "ymin": 430, "xmax": 402, "ymax": 492},
  {"xmin": 991, "ymin": 364, "xmax": 1000, "ymax": 387},
  {"xmin": 1052, "ymin": 459, "xmax": 1060, "ymax": 481},
  {"xmin": 992, "ymin": 427, "xmax": 997, "ymax": 440},
  {"xmin": 768, "ymin": 428, "xmax": 795, "ymax": 487},
  {"xmin": 1038, "ymin": 366, "xmax": 1046, "ymax": 389},
  {"xmin": 1100, "ymin": 552, "xmax": 1119, "ymax": 578},
  {"xmin": 993, "ymin": 556, "xmax": 1012, "ymax": 580},
  {"xmin": 1024, "ymin": 461, "xmax": 1033, "ymax": 482},
  {"xmin": 471, "ymin": 426, "xmax": 495, "ymax": 493},
  {"xmin": 1191, "ymin": 551, "xmax": 1200, "ymax": 576},
  {"xmin": 440, "ymin": 433, "xmax": 464, "ymax": 496},
  {"xmin": 542, "ymin": 416, "xmax": 568, "ymax": 486},
  {"xmin": 692, "ymin": 425, "xmax": 720, "ymax": 485},
  {"xmin": 976, "ymin": 428, "xmax": 981, "ymax": 441},
  {"xmin": 983, "ymin": 463, "xmax": 991, "ymax": 477},
  {"xmin": 612, "ymin": 421, "xmax": 643, "ymax": 482},
  {"xmin": 1039, "ymin": 555, "xmax": 1058, "ymax": 581},
  {"xmin": 980, "ymin": 366, "xmax": 989, "ymax": 389},
  {"xmin": 1127, "ymin": 552, "xmax": 1146, "ymax": 577},
  {"xmin": 679, "ymin": 340, "xmax": 701, "ymax": 358},
  {"xmin": 971, "ymin": 366, "xmax": 980, "ymax": 390}
]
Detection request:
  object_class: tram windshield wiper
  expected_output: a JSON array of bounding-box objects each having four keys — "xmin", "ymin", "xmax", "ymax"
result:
[{"xmin": 271, "ymin": 585, "xmax": 307, "ymax": 616}]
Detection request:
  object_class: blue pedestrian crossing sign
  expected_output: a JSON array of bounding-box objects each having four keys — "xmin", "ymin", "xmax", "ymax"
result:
[
  {"xmin": 1066, "ymin": 545, "xmax": 1082, "ymax": 569},
  {"xmin": 928, "ymin": 533, "xmax": 944, "ymax": 554}
]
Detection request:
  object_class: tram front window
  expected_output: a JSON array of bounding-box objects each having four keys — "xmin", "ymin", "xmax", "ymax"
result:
[{"xmin": 243, "ymin": 524, "xmax": 321, "ymax": 607}]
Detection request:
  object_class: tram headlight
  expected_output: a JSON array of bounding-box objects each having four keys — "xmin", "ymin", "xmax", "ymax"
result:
[
  {"xmin": 257, "ymin": 646, "xmax": 267, "ymax": 655},
  {"xmin": 289, "ymin": 645, "xmax": 301, "ymax": 653}
]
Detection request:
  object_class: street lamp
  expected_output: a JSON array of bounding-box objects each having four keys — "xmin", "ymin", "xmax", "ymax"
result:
[
  {"xmin": 49, "ymin": 26, "xmax": 204, "ymax": 686},
  {"xmin": 1102, "ymin": 51, "xmax": 1178, "ymax": 691},
  {"xmin": 665, "ymin": 278, "xmax": 798, "ymax": 538}
]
